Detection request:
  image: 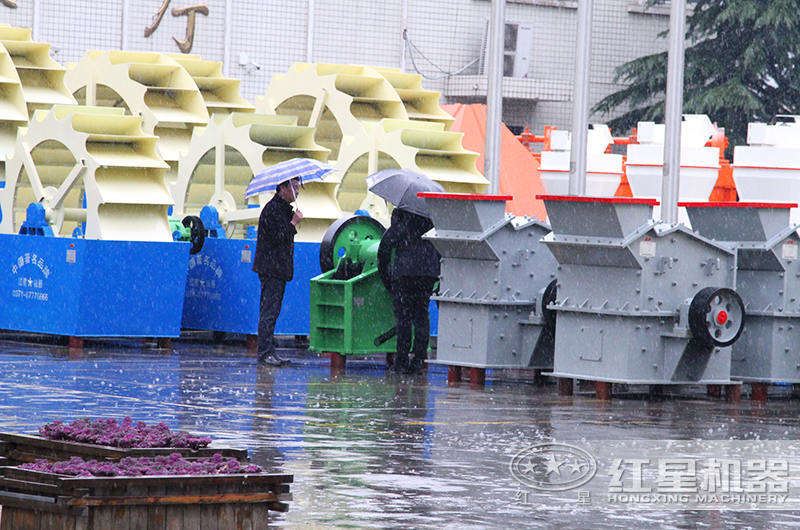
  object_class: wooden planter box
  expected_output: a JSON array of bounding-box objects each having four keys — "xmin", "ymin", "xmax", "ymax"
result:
[
  {"xmin": 0, "ymin": 433, "xmax": 248, "ymax": 465},
  {"xmin": 0, "ymin": 466, "xmax": 292, "ymax": 530}
]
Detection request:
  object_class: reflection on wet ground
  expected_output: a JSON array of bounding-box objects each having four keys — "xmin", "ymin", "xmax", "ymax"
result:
[{"xmin": 0, "ymin": 337, "xmax": 799, "ymax": 528}]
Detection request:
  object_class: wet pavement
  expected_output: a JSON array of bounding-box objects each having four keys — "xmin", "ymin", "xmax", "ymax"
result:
[{"xmin": 1, "ymin": 338, "xmax": 800, "ymax": 528}]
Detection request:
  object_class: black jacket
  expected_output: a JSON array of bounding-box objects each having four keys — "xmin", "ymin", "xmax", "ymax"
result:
[
  {"xmin": 377, "ymin": 209, "xmax": 441, "ymax": 290},
  {"xmin": 253, "ymin": 194, "xmax": 296, "ymax": 281}
]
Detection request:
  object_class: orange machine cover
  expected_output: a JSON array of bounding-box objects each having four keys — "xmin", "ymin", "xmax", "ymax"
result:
[{"xmin": 442, "ymin": 103, "xmax": 547, "ymax": 220}]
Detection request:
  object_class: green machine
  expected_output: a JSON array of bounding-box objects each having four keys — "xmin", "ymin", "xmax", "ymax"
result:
[{"xmin": 309, "ymin": 214, "xmax": 397, "ymax": 358}]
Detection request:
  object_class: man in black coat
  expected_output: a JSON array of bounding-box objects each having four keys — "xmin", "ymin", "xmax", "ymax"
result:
[
  {"xmin": 378, "ymin": 208, "xmax": 441, "ymax": 374},
  {"xmin": 253, "ymin": 177, "xmax": 303, "ymax": 366}
]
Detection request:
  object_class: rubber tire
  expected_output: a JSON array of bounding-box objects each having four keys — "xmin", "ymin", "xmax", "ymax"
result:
[
  {"xmin": 182, "ymin": 215, "xmax": 206, "ymax": 255},
  {"xmin": 319, "ymin": 215, "xmax": 385, "ymax": 272},
  {"xmin": 688, "ymin": 287, "xmax": 745, "ymax": 348}
]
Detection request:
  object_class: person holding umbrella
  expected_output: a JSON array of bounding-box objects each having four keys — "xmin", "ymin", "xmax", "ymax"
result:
[
  {"xmin": 248, "ymin": 158, "xmax": 333, "ymax": 366},
  {"xmin": 367, "ymin": 169, "xmax": 444, "ymax": 375}
]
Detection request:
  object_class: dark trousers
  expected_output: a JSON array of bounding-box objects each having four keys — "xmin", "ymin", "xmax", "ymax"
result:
[
  {"xmin": 257, "ymin": 275, "xmax": 287, "ymax": 357},
  {"xmin": 392, "ymin": 276, "xmax": 437, "ymax": 366}
]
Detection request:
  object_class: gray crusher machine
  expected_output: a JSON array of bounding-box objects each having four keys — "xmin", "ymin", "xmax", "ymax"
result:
[
  {"xmin": 540, "ymin": 195, "xmax": 746, "ymax": 386},
  {"xmin": 683, "ymin": 201, "xmax": 800, "ymax": 387},
  {"xmin": 420, "ymin": 192, "xmax": 558, "ymax": 375}
]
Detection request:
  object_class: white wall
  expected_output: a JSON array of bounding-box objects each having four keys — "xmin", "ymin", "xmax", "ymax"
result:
[{"xmin": 0, "ymin": 0, "xmax": 670, "ymax": 132}]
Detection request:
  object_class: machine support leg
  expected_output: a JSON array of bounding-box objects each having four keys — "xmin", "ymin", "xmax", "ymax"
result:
[
  {"xmin": 468, "ymin": 367, "xmax": 486, "ymax": 387},
  {"xmin": 447, "ymin": 366, "xmax": 462, "ymax": 384},
  {"xmin": 594, "ymin": 381, "xmax": 612, "ymax": 401},
  {"xmin": 212, "ymin": 331, "xmax": 226, "ymax": 343},
  {"xmin": 156, "ymin": 338, "xmax": 172, "ymax": 350},
  {"xmin": 750, "ymin": 383, "xmax": 768, "ymax": 402},
  {"xmin": 386, "ymin": 352, "xmax": 395, "ymax": 368},
  {"xmin": 533, "ymin": 369, "xmax": 546, "ymax": 386},
  {"xmin": 648, "ymin": 385, "xmax": 664, "ymax": 397},
  {"xmin": 558, "ymin": 378, "xmax": 574, "ymax": 396},
  {"xmin": 246, "ymin": 335, "xmax": 258, "ymax": 355},
  {"xmin": 707, "ymin": 385, "xmax": 722, "ymax": 398},
  {"xmin": 329, "ymin": 352, "xmax": 346, "ymax": 373},
  {"xmin": 68, "ymin": 336, "xmax": 84, "ymax": 351},
  {"xmin": 725, "ymin": 384, "xmax": 741, "ymax": 403}
]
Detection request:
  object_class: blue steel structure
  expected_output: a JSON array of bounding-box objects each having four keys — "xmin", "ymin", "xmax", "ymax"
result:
[
  {"xmin": 181, "ymin": 236, "xmax": 320, "ymax": 335},
  {"xmin": 180, "ymin": 206, "xmax": 438, "ymax": 337},
  {"xmin": 0, "ymin": 233, "xmax": 189, "ymax": 337},
  {"xmin": 179, "ymin": 205, "xmax": 319, "ymax": 336}
]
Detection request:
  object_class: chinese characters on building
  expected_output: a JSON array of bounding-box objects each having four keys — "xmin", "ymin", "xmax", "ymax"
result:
[{"xmin": 144, "ymin": 0, "xmax": 209, "ymax": 54}]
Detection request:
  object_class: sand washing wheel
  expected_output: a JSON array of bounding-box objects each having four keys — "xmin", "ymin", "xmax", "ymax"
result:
[
  {"xmin": 0, "ymin": 105, "xmax": 173, "ymax": 241},
  {"xmin": 64, "ymin": 51, "xmax": 211, "ymax": 185},
  {"xmin": 0, "ymin": 24, "xmax": 76, "ymax": 224},
  {"xmin": 172, "ymin": 112, "xmax": 338, "ymax": 241},
  {"xmin": 259, "ymin": 63, "xmax": 487, "ymax": 221}
]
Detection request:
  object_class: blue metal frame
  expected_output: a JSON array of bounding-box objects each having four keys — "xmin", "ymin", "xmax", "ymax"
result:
[
  {"xmin": 181, "ymin": 237, "xmax": 439, "ymax": 337},
  {"xmin": 0, "ymin": 235, "xmax": 189, "ymax": 337},
  {"xmin": 181, "ymin": 238, "xmax": 320, "ymax": 335}
]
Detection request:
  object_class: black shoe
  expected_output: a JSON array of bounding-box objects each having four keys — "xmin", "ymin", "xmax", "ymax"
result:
[
  {"xmin": 258, "ymin": 354, "xmax": 284, "ymax": 367},
  {"xmin": 274, "ymin": 352, "xmax": 291, "ymax": 366},
  {"xmin": 404, "ymin": 358, "xmax": 425, "ymax": 375},
  {"xmin": 391, "ymin": 357, "xmax": 409, "ymax": 373}
]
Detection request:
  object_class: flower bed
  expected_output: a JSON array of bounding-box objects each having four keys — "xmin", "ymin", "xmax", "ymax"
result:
[
  {"xmin": 39, "ymin": 417, "xmax": 211, "ymax": 449},
  {"xmin": 0, "ymin": 419, "xmax": 290, "ymax": 529},
  {"xmin": 0, "ymin": 418, "xmax": 247, "ymax": 464},
  {"xmin": 20, "ymin": 453, "xmax": 263, "ymax": 477},
  {"xmin": 0, "ymin": 465, "xmax": 292, "ymax": 530}
]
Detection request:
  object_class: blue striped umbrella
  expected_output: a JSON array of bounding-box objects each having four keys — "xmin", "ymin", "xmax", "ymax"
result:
[{"xmin": 244, "ymin": 158, "xmax": 334, "ymax": 199}]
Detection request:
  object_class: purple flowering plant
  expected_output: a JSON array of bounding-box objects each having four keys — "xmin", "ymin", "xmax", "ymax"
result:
[
  {"xmin": 20, "ymin": 453, "xmax": 263, "ymax": 477},
  {"xmin": 38, "ymin": 417, "xmax": 212, "ymax": 450}
]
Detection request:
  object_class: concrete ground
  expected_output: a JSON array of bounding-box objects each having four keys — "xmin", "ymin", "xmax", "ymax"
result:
[{"xmin": 0, "ymin": 336, "xmax": 799, "ymax": 528}]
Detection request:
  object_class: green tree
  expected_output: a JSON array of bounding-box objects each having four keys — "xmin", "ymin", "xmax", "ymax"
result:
[{"xmin": 593, "ymin": 0, "xmax": 800, "ymax": 148}]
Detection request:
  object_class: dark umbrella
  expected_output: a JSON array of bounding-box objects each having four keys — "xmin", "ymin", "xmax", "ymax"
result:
[{"xmin": 365, "ymin": 169, "xmax": 444, "ymax": 218}]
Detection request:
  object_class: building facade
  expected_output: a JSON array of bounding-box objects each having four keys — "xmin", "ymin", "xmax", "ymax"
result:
[{"xmin": 0, "ymin": 0, "xmax": 670, "ymax": 134}]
